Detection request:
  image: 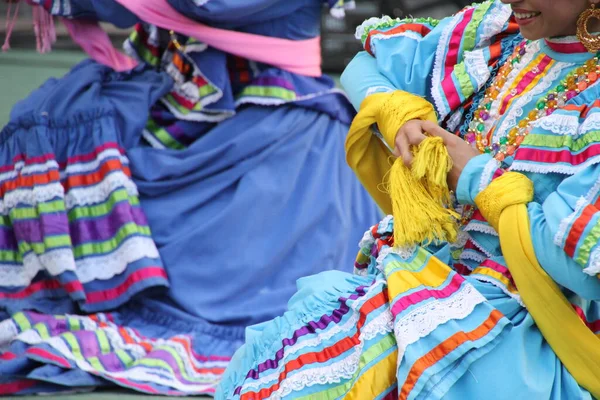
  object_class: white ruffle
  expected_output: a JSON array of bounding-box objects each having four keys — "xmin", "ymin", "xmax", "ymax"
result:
[
  {"xmin": 464, "ymin": 48, "xmax": 491, "ymax": 91},
  {"xmin": 354, "ymin": 16, "xmax": 393, "ymax": 41},
  {"xmin": 0, "ymin": 159, "xmax": 59, "ymax": 183},
  {"xmin": 478, "ymin": 1, "xmax": 512, "ymax": 46},
  {"xmin": 554, "ymin": 197, "xmax": 587, "ymax": 248},
  {"xmin": 534, "ymin": 113, "xmax": 581, "ymax": 136},
  {"xmin": 578, "ymin": 112, "xmax": 600, "ymax": 135},
  {"xmin": 239, "ymin": 280, "xmax": 390, "ymax": 394},
  {"xmin": 479, "ymin": 158, "xmax": 502, "ymax": 193},
  {"xmin": 15, "ymin": 323, "xmax": 220, "ymax": 394},
  {"xmin": 585, "ymin": 246, "xmax": 600, "ymax": 276},
  {"xmin": 464, "ymin": 221, "xmax": 498, "ymax": 237},
  {"xmin": 471, "ymin": 274, "xmax": 525, "ymax": 307},
  {"xmin": 0, "ymin": 236, "xmax": 160, "ymax": 287},
  {"xmin": 510, "ymin": 154, "xmax": 600, "ymax": 175},
  {"xmin": 64, "ymin": 171, "xmax": 138, "ymax": 210},
  {"xmin": 0, "ymin": 182, "xmax": 65, "ymax": 215},
  {"xmin": 394, "ymin": 282, "xmax": 486, "ymax": 362}
]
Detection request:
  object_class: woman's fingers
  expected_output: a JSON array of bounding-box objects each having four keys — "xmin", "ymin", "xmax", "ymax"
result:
[
  {"xmin": 395, "ymin": 127, "xmax": 413, "ymax": 166},
  {"xmin": 394, "ymin": 120, "xmax": 429, "ymax": 165},
  {"xmin": 421, "ymin": 120, "xmax": 457, "ymax": 146}
]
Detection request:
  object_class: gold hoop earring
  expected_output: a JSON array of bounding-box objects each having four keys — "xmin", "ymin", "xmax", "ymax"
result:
[{"xmin": 577, "ymin": 3, "xmax": 600, "ymax": 53}]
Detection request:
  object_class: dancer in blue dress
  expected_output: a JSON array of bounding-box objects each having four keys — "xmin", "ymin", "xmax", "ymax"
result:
[{"xmin": 0, "ymin": 0, "xmax": 380, "ymax": 395}]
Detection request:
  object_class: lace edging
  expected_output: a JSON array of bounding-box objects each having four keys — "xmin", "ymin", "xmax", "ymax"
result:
[
  {"xmin": 241, "ymin": 309, "xmax": 393, "ymax": 394},
  {"xmin": 585, "ymin": 247, "xmax": 600, "ymax": 276},
  {"xmin": 479, "ymin": 158, "xmax": 502, "ymax": 193},
  {"xmin": 464, "ymin": 49, "xmax": 491, "ymax": 91},
  {"xmin": 479, "ymin": 1, "xmax": 512, "ymax": 46},
  {"xmin": 394, "ymin": 282, "xmax": 486, "ymax": 362},
  {"xmin": 16, "ymin": 327, "xmax": 220, "ymax": 393},
  {"xmin": 510, "ymin": 154, "xmax": 600, "ymax": 175},
  {"xmin": 0, "ymin": 236, "xmax": 161, "ymax": 287},
  {"xmin": 554, "ymin": 197, "xmax": 587, "ymax": 247},
  {"xmin": 534, "ymin": 113, "xmax": 581, "ymax": 136},
  {"xmin": 470, "ymin": 274, "xmax": 525, "ymax": 307},
  {"xmin": 463, "ymin": 221, "xmax": 498, "ymax": 236}
]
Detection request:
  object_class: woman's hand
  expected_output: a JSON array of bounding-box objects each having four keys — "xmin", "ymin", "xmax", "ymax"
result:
[{"xmin": 394, "ymin": 120, "xmax": 480, "ymax": 191}]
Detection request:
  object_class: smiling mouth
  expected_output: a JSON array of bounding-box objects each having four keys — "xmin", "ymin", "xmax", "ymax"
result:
[{"xmin": 513, "ymin": 10, "xmax": 541, "ymax": 21}]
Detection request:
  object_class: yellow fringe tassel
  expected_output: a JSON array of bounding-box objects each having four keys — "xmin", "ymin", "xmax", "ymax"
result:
[
  {"xmin": 386, "ymin": 137, "xmax": 459, "ymax": 247},
  {"xmin": 345, "ymin": 90, "xmax": 458, "ymax": 247}
]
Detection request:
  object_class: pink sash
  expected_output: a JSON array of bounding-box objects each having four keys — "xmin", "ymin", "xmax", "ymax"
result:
[{"xmin": 62, "ymin": 0, "xmax": 322, "ymax": 76}]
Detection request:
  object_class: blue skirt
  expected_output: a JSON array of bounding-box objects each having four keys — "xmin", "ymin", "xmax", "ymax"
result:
[{"xmin": 0, "ymin": 60, "xmax": 381, "ymax": 395}]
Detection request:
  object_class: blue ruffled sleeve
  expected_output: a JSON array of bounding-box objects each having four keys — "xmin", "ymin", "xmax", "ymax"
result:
[{"xmin": 341, "ymin": 0, "xmax": 517, "ymax": 120}]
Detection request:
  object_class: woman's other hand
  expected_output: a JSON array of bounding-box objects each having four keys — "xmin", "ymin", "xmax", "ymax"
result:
[{"xmin": 394, "ymin": 120, "xmax": 480, "ymax": 191}]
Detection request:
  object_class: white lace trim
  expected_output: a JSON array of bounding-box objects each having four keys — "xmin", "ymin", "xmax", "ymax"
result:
[
  {"xmin": 354, "ymin": 16, "xmax": 393, "ymax": 41},
  {"xmin": 463, "ymin": 221, "xmax": 498, "ymax": 236},
  {"xmin": 367, "ymin": 31, "xmax": 423, "ymax": 54},
  {"xmin": 376, "ymin": 246, "xmax": 416, "ymax": 270},
  {"xmin": 460, "ymin": 250, "xmax": 487, "ymax": 264},
  {"xmin": 0, "ymin": 171, "xmax": 138, "ymax": 214},
  {"xmin": 585, "ymin": 172, "xmax": 600, "ymax": 204},
  {"xmin": 0, "ymin": 182, "xmax": 65, "ymax": 215},
  {"xmin": 468, "ymin": 236, "xmax": 495, "ymax": 259},
  {"xmin": 511, "ymin": 154, "xmax": 600, "ymax": 175},
  {"xmin": 479, "ymin": 158, "xmax": 501, "ymax": 193},
  {"xmin": 478, "ymin": 2, "xmax": 512, "ymax": 47},
  {"xmin": 0, "ymin": 236, "xmax": 160, "ymax": 287},
  {"xmin": 241, "ymin": 279, "xmax": 388, "ymax": 391},
  {"xmin": 578, "ymin": 111, "xmax": 600, "ymax": 135},
  {"xmin": 378, "ymin": 215, "xmax": 394, "ymax": 232},
  {"xmin": 534, "ymin": 113, "xmax": 581, "ymax": 136},
  {"xmin": 452, "ymin": 230, "xmax": 470, "ymax": 249},
  {"xmin": 62, "ymin": 149, "xmax": 129, "ymax": 176},
  {"xmin": 554, "ymin": 197, "xmax": 587, "ymax": 247},
  {"xmin": 585, "ymin": 247, "xmax": 600, "ymax": 276},
  {"xmin": 263, "ymin": 310, "xmax": 393, "ymax": 400},
  {"xmin": 471, "ymin": 274, "xmax": 525, "ymax": 307},
  {"xmin": 484, "ymin": 41, "xmax": 539, "ymax": 138},
  {"xmin": 447, "ymin": 109, "xmax": 464, "ymax": 132},
  {"xmin": 464, "ymin": 49, "xmax": 491, "ymax": 91},
  {"xmin": 0, "ymin": 159, "xmax": 59, "ymax": 183},
  {"xmin": 16, "ymin": 327, "xmax": 220, "ymax": 392},
  {"xmin": 358, "ymin": 215, "xmax": 393, "ymax": 252},
  {"xmin": 75, "ymin": 236, "xmax": 160, "ymax": 283},
  {"xmin": 394, "ymin": 282, "xmax": 486, "ymax": 363},
  {"xmin": 241, "ymin": 307, "xmax": 393, "ymax": 393},
  {"xmin": 64, "ymin": 171, "xmax": 138, "ymax": 210}
]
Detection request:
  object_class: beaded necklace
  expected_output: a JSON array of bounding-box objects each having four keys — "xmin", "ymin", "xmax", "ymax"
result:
[
  {"xmin": 458, "ymin": 41, "xmax": 600, "ymax": 229},
  {"xmin": 465, "ymin": 41, "xmax": 600, "ymax": 161}
]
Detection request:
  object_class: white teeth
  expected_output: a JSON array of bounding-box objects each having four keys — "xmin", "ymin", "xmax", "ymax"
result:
[{"xmin": 514, "ymin": 12, "xmax": 539, "ymax": 19}]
